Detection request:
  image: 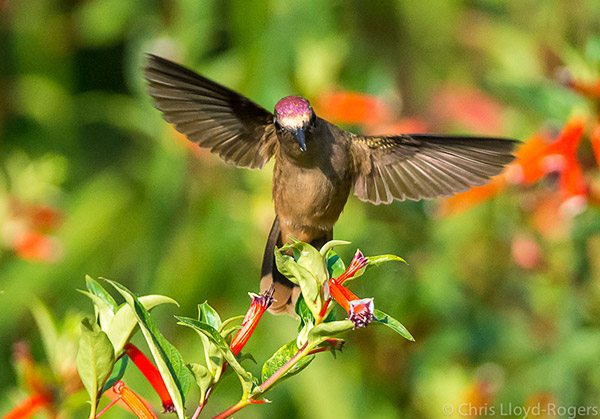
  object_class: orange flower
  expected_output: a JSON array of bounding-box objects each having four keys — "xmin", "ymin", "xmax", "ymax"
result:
[
  {"xmin": 14, "ymin": 231, "xmax": 61, "ymax": 263},
  {"xmin": 590, "ymin": 124, "xmax": 600, "ymax": 169},
  {"xmin": 315, "ymin": 91, "xmax": 394, "ymax": 126},
  {"xmin": 429, "ymin": 84, "xmax": 504, "ymax": 133},
  {"xmin": 438, "ymin": 176, "xmax": 507, "ymax": 217},
  {"xmin": 229, "ymin": 287, "xmax": 275, "ymax": 356},
  {"xmin": 124, "ymin": 344, "xmax": 174, "ymax": 413},
  {"xmin": 4, "ymin": 343, "xmax": 54, "ymax": 419},
  {"xmin": 3, "ymin": 393, "xmax": 53, "ymax": 419},
  {"xmin": 327, "ymin": 250, "xmax": 373, "ymax": 329},
  {"xmin": 110, "ymin": 381, "xmax": 158, "ymax": 419}
]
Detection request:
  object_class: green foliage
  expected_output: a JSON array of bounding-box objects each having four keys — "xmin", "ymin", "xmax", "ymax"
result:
[
  {"xmin": 76, "ymin": 318, "xmax": 115, "ymax": 419},
  {"xmin": 261, "ymin": 340, "xmax": 315, "ymax": 384},
  {"xmin": 176, "ymin": 317, "xmax": 258, "ymax": 397},
  {"xmin": 108, "ymin": 280, "xmax": 191, "ymax": 419}
]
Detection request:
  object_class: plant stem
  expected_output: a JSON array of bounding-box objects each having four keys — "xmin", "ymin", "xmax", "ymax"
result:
[
  {"xmin": 95, "ymin": 397, "xmax": 120, "ymax": 418},
  {"xmin": 212, "ymin": 341, "xmax": 312, "ymax": 419},
  {"xmin": 259, "ymin": 341, "xmax": 309, "ymax": 392},
  {"xmin": 191, "ymin": 385, "xmax": 213, "ymax": 419},
  {"xmin": 211, "ymin": 399, "xmax": 249, "ymax": 419}
]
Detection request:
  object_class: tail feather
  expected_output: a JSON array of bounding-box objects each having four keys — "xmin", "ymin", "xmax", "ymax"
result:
[{"xmin": 260, "ymin": 216, "xmax": 298, "ymax": 315}]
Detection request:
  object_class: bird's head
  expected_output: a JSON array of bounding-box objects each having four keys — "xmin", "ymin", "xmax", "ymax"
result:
[{"xmin": 274, "ymin": 96, "xmax": 315, "ymax": 152}]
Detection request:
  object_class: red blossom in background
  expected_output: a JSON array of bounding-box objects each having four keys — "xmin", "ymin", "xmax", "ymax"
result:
[
  {"xmin": 429, "ymin": 83, "xmax": 505, "ymax": 134},
  {"xmin": 2, "ymin": 199, "xmax": 63, "ymax": 263},
  {"xmin": 4, "ymin": 343, "xmax": 54, "ymax": 419},
  {"xmin": 440, "ymin": 117, "xmax": 589, "ymax": 217},
  {"xmin": 315, "ymin": 91, "xmax": 394, "ymax": 126}
]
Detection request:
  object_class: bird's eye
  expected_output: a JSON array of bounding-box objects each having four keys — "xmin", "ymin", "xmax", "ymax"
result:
[{"xmin": 274, "ymin": 120, "xmax": 283, "ymax": 131}]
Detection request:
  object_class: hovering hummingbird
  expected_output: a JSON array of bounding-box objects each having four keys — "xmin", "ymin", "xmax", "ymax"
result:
[{"xmin": 144, "ymin": 54, "xmax": 517, "ymax": 315}]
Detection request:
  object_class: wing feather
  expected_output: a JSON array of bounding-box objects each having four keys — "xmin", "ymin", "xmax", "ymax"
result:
[
  {"xmin": 144, "ymin": 54, "xmax": 277, "ymax": 169},
  {"xmin": 351, "ymin": 134, "xmax": 517, "ymax": 204}
]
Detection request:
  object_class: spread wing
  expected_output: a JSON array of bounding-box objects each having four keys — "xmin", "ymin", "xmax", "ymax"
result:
[
  {"xmin": 144, "ymin": 54, "xmax": 277, "ymax": 169},
  {"xmin": 350, "ymin": 134, "xmax": 518, "ymax": 204}
]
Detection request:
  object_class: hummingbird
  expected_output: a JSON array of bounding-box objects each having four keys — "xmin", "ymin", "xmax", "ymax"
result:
[{"xmin": 144, "ymin": 54, "xmax": 517, "ymax": 315}]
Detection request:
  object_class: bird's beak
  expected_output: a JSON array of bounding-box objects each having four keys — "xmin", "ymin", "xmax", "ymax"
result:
[{"xmin": 292, "ymin": 127, "xmax": 307, "ymax": 152}]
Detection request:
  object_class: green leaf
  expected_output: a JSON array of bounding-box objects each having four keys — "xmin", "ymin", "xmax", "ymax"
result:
[
  {"xmin": 294, "ymin": 295, "xmax": 315, "ymax": 331},
  {"xmin": 188, "ymin": 363, "xmax": 213, "ymax": 405},
  {"xmin": 373, "ymin": 309, "xmax": 414, "ymax": 341},
  {"xmin": 76, "ymin": 318, "xmax": 116, "ymax": 419},
  {"xmin": 107, "ymin": 280, "xmax": 190, "ymax": 419},
  {"xmin": 79, "ymin": 290, "xmax": 115, "ymax": 331},
  {"xmin": 344, "ymin": 254, "xmax": 407, "ymax": 283},
  {"xmin": 85, "ymin": 276, "xmax": 118, "ymax": 313},
  {"xmin": 319, "ymin": 240, "xmax": 351, "ymax": 257},
  {"xmin": 176, "ymin": 317, "xmax": 256, "ymax": 397},
  {"xmin": 102, "ymin": 354, "xmax": 129, "ymax": 394},
  {"xmin": 275, "ymin": 247, "xmax": 321, "ymax": 316},
  {"xmin": 367, "ymin": 254, "xmax": 407, "ymax": 267},
  {"xmin": 220, "ymin": 315, "xmax": 245, "ymax": 340},
  {"xmin": 105, "ymin": 293, "xmax": 178, "ymax": 355},
  {"xmin": 289, "ymin": 241, "xmax": 329, "ymax": 284},
  {"xmin": 261, "ymin": 340, "xmax": 314, "ymax": 384},
  {"xmin": 326, "ymin": 250, "xmax": 346, "ymax": 278},
  {"xmin": 306, "ymin": 320, "xmax": 354, "ymax": 347},
  {"xmin": 198, "ymin": 301, "xmax": 221, "ymax": 330}
]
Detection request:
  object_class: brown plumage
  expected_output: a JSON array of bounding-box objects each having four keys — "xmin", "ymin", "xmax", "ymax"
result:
[{"xmin": 144, "ymin": 54, "xmax": 518, "ymax": 315}]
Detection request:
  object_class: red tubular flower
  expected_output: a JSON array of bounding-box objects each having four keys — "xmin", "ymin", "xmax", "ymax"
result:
[
  {"xmin": 124, "ymin": 344, "xmax": 174, "ymax": 413},
  {"xmin": 110, "ymin": 381, "xmax": 158, "ymax": 419},
  {"xmin": 229, "ymin": 287, "xmax": 275, "ymax": 356},
  {"xmin": 326, "ymin": 250, "xmax": 374, "ymax": 328},
  {"xmin": 328, "ymin": 280, "xmax": 374, "ymax": 329},
  {"xmin": 333, "ymin": 250, "xmax": 368, "ymax": 285}
]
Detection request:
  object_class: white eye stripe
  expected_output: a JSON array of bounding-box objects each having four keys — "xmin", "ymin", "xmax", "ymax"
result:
[{"xmin": 279, "ymin": 113, "xmax": 310, "ymax": 130}]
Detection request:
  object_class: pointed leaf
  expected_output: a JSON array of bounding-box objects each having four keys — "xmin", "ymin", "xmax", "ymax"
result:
[
  {"xmin": 367, "ymin": 254, "xmax": 407, "ymax": 267},
  {"xmin": 188, "ymin": 363, "xmax": 213, "ymax": 405},
  {"xmin": 76, "ymin": 318, "xmax": 116, "ymax": 419},
  {"xmin": 219, "ymin": 315, "xmax": 245, "ymax": 340},
  {"xmin": 275, "ymin": 247, "xmax": 321, "ymax": 316},
  {"xmin": 294, "ymin": 295, "xmax": 315, "ymax": 331},
  {"xmin": 290, "ymin": 241, "xmax": 329, "ymax": 284},
  {"xmin": 107, "ymin": 280, "xmax": 190, "ymax": 419},
  {"xmin": 85, "ymin": 276, "xmax": 118, "ymax": 312},
  {"xmin": 198, "ymin": 301, "xmax": 221, "ymax": 330},
  {"xmin": 261, "ymin": 340, "xmax": 314, "ymax": 384},
  {"xmin": 319, "ymin": 240, "xmax": 351, "ymax": 257},
  {"xmin": 306, "ymin": 320, "xmax": 354, "ymax": 347},
  {"xmin": 176, "ymin": 317, "xmax": 256, "ymax": 396},
  {"xmin": 106, "ymin": 293, "xmax": 178, "ymax": 355},
  {"xmin": 345, "ymin": 254, "xmax": 407, "ymax": 282},
  {"xmin": 373, "ymin": 309, "xmax": 414, "ymax": 341},
  {"xmin": 326, "ymin": 250, "xmax": 346, "ymax": 278},
  {"xmin": 79, "ymin": 290, "xmax": 115, "ymax": 331}
]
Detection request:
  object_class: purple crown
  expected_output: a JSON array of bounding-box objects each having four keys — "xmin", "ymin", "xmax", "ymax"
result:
[{"xmin": 274, "ymin": 96, "xmax": 311, "ymax": 118}]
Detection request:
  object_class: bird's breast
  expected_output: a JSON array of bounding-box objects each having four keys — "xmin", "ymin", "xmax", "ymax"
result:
[{"xmin": 272, "ymin": 149, "xmax": 353, "ymax": 239}]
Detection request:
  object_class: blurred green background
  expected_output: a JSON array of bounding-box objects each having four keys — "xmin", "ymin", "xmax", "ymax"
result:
[{"xmin": 2, "ymin": 0, "xmax": 600, "ymax": 418}]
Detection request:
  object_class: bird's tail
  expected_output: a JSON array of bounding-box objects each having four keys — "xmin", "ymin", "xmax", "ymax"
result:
[{"xmin": 260, "ymin": 216, "xmax": 300, "ymax": 315}]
